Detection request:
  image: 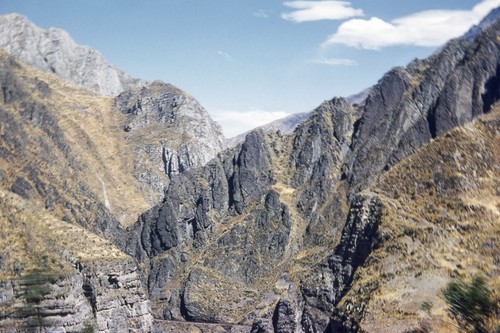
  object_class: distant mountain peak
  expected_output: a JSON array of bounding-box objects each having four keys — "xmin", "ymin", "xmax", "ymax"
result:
[{"xmin": 0, "ymin": 12, "xmax": 145, "ymax": 96}]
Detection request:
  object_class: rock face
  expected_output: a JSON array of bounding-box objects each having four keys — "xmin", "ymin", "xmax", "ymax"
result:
[
  {"xmin": 115, "ymin": 81, "xmax": 227, "ymax": 202},
  {"xmin": 346, "ymin": 17, "xmax": 500, "ymax": 190},
  {"xmin": 124, "ymin": 9, "xmax": 500, "ymax": 333},
  {"xmin": 0, "ymin": 13, "xmax": 145, "ymax": 96},
  {"xmin": 299, "ymin": 194, "xmax": 382, "ymax": 331},
  {"xmin": 0, "ymin": 190, "xmax": 152, "ymax": 333},
  {"xmin": 0, "ymin": 261, "xmax": 152, "ymax": 333}
]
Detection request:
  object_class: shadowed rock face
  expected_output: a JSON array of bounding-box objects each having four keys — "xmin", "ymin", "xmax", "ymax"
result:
[
  {"xmin": 125, "ymin": 11, "xmax": 500, "ymax": 332},
  {"xmin": 0, "ymin": 13, "xmax": 145, "ymax": 96},
  {"xmin": 346, "ymin": 17, "xmax": 500, "ymax": 191}
]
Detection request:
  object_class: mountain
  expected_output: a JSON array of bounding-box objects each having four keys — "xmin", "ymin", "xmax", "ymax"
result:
[
  {"xmin": 0, "ymin": 8, "xmax": 499, "ymax": 333},
  {"xmin": 336, "ymin": 105, "xmax": 500, "ymax": 332},
  {"xmin": 125, "ymin": 8, "xmax": 500, "ymax": 332},
  {"xmin": 0, "ymin": 13, "xmax": 227, "ymax": 203},
  {"xmin": 0, "ymin": 13, "xmax": 145, "ymax": 96},
  {"xmin": 0, "ymin": 14, "xmax": 226, "ymax": 332}
]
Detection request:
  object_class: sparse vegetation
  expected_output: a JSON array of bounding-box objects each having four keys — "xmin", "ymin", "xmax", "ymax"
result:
[
  {"xmin": 80, "ymin": 320, "xmax": 95, "ymax": 333},
  {"xmin": 17, "ymin": 269, "xmax": 56, "ymax": 332},
  {"xmin": 420, "ymin": 301, "xmax": 433, "ymax": 315},
  {"xmin": 443, "ymin": 275, "xmax": 495, "ymax": 333}
]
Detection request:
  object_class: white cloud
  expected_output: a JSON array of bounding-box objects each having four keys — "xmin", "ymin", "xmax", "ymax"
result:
[
  {"xmin": 281, "ymin": 1, "xmax": 363, "ymax": 23},
  {"xmin": 213, "ymin": 109, "xmax": 291, "ymax": 138},
  {"xmin": 311, "ymin": 57, "xmax": 358, "ymax": 66},
  {"xmin": 323, "ymin": 0, "xmax": 500, "ymax": 49},
  {"xmin": 217, "ymin": 50, "xmax": 234, "ymax": 62}
]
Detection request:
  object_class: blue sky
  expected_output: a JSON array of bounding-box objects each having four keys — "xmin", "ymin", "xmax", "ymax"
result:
[{"xmin": 1, "ymin": 0, "xmax": 498, "ymax": 137}]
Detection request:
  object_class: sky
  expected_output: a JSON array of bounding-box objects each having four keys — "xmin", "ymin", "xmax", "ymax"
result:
[{"xmin": 1, "ymin": 0, "xmax": 499, "ymax": 137}]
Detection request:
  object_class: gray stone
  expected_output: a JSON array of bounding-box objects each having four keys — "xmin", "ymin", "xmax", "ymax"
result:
[
  {"xmin": 0, "ymin": 259, "xmax": 152, "ymax": 333},
  {"xmin": 115, "ymin": 81, "xmax": 226, "ymax": 203},
  {"xmin": 10, "ymin": 177, "xmax": 33, "ymax": 199},
  {"xmin": 272, "ymin": 300, "xmax": 297, "ymax": 333}
]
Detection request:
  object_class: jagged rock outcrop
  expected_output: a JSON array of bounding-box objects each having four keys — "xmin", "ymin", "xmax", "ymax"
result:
[
  {"xmin": 0, "ymin": 13, "xmax": 145, "ymax": 96},
  {"xmin": 299, "ymin": 194, "xmax": 382, "ymax": 331},
  {"xmin": 124, "ymin": 8, "xmax": 500, "ymax": 333},
  {"xmin": 115, "ymin": 81, "xmax": 226, "ymax": 202},
  {"xmin": 125, "ymin": 129, "xmax": 298, "ymax": 323}
]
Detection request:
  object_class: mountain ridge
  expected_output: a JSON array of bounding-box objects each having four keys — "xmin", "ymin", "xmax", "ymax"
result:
[
  {"xmin": 0, "ymin": 7, "xmax": 498, "ymax": 333},
  {"xmin": 0, "ymin": 12, "xmax": 228, "ymax": 203}
]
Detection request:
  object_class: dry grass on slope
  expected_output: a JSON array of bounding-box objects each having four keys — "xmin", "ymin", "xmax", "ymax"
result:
[
  {"xmin": 340, "ymin": 107, "xmax": 500, "ymax": 333},
  {"xmin": 0, "ymin": 190, "xmax": 128, "ymax": 280},
  {"xmin": 0, "ymin": 50, "xmax": 150, "ymax": 227}
]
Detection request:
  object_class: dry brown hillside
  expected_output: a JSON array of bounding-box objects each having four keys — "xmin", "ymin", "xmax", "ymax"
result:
[
  {"xmin": 0, "ymin": 189, "xmax": 127, "ymax": 280},
  {"xmin": 0, "ymin": 49, "xmax": 151, "ymax": 230},
  {"xmin": 339, "ymin": 106, "xmax": 500, "ymax": 332}
]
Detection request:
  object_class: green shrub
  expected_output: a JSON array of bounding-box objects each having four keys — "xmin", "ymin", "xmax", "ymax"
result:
[
  {"xmin": 443, "ymin": 275, "xmax": 493, "ymax": 333},
  {"xmin": 80, "ymin": 321, "xmax": 95, "ymax": 333}
]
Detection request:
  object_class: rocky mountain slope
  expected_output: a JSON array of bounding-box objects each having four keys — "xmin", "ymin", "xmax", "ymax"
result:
[
  {"xmin": 0, "ymin": 7, "xmax": 499, "ymax": 333},
  {"xmin": 124, "ymin": 9, "xmax": 500, "ymax": 332},
  {"xmin": 338, "ymin": 106, "xmax": 500, "ymax": 332},
  {"xmin": 0, "ymin": 15, "xmax": 224, "ymax": 332},
  {"xmin": 0, "ymin": 48, "xmax": 149, "ymax": 231},
  {"xmin": 0, "ymin": 13, "xmax": 145, "ymax": 96},
  {"xmin": 0, "ymin": 13, "xmax": 227, "ymax": 204},
  {"xmin": 0, "ymin": 49, "xmax": 156, "ymax": 332}
]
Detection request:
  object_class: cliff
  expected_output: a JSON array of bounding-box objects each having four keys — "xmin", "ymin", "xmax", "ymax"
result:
[
  {"xmin": 0, "ymin": 190, "xmax": 152, "ymax": 332},
  {"xmin": 115, "ymin": 81, "xmax": 226, "ymax": 203},
  {"xmin": 125, "ymin": 9, "xmax": 500, "ymax": 332}
]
